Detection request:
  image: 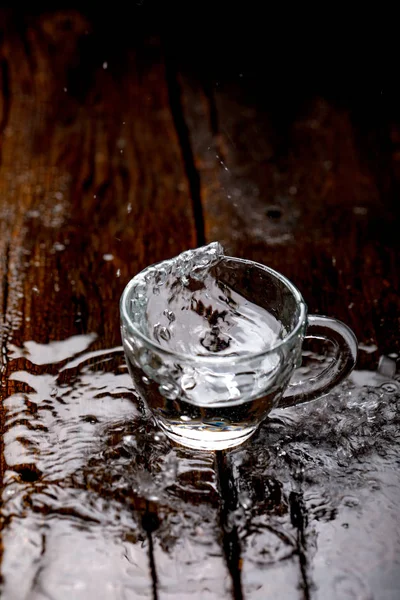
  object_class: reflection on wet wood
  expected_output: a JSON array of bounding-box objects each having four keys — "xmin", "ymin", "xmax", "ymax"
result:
[
  {"xmin": 0, "ymin": 6, "xmax": 400, "ymax": 600},
  {"xmin": 0, "ymin": 8, "xmax": 197, "ymax": 599},
  {"xmin": 176, "ymin": 40, "xmax": 400, "ymax": 600},
  {"xmin": 179, "ymin": 75, "xmax": 400, "ymax": 367}
]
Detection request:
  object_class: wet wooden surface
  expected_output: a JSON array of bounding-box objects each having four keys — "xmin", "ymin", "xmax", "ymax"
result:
[{"xmin": 1, "ymin": 7, "xmax": 400, "ymax": 600}]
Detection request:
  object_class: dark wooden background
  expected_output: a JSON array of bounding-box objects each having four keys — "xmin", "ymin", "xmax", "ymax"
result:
[{"xmin": 1, "ymin": 6, "xmax": 399, "ymax": 599}]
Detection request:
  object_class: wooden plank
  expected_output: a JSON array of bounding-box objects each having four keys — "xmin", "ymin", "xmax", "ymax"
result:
[
  {"xmin": 178, "ymin": 67, "xmax": 400, "ymax": 599},
  {"xmin": 178, "ymin": 76, "xmax": 400, "ymax": 366},
  {"xmin": 151, "ymin": 447, "xmax": 231, "ymax": 599},
  {"xmin": 0, "ymin": 9, "xmax": 232, "ymax": 599}
]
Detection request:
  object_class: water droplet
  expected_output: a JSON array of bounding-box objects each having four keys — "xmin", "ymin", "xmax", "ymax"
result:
[
  {"xmin": 153, "ymin": 324, "xmax": 171, "ymax": 343},
  {"xmin": 147, "ymin": 494, "xmax": 159, "ymax": 502},
  {"xmin": 142, "ymin": 375, "xmax": 150, "ymax": 385},
  {"xmin": 163, "ymin": 309, "xmax": 175, "ymax": 323},
  {"xmin": 238, "ymin": 492, "xmax": 251, "ymax": 509},
  {"xmin": 381, "ymin": 382, "xmax": 398, "ymax": 394},
  {"xmin": 378, "ymin": 355, "xmax": 397, "ymax": 378},
  {"xmin": 342, "ymin": 495, "xmax": 360, "ymax": 508},
  {"xmin": 159, "ymin": 382, "xmax": 179, "ymax": 400},
  {"xmin": 358, "ymin": 342, "xmax": 378, "ymax": 354},
  {"xmin": 154, "ymin": 268, "xmax": 168, "ymax": 286},
  {"xmin": 181, "ymin": 374, "xmax": 196, "ymax": 391},
  {"xmin": 123, "ymin": 435, "xmax": 135, "ymax": 444},
  {"xmin": 103, "ymin": 61, "xmax": 108, "ymax": 69},
  {"xmin": 53, "ymin": 242, "xmax": 65, "ymax": 252},
  {"xmin": 353, "ymin": 206, "xmax": 368, "ymax": 215},
  {"xmin": 103, "ymin": 254, "xmax": 114, "ymax": 261}
]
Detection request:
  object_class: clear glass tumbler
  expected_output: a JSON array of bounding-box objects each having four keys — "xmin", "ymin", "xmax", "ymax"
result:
[{"xmin": 120, "ymin": 257, "xmax": 357, "ymax": 450}]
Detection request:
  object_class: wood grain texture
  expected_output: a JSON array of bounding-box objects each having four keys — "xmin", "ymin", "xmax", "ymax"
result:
[
  {"xmin": 177, "ymin": 56, "xmax": 400, "ymax": 599},
  {"xmin": 178, "ymin": 76, "xmax": 400, "ymax": 367},
  {"xmin": 0, "ymin": 6, "xmax": 399, "ymax": 600},
  {"xmin": 0, "ymin": 8, "xmax": 221, "ymax": 599}
]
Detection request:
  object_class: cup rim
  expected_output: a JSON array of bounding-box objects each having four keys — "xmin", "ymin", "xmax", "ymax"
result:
[{"xmin": 120, "ymin": 256, "xmax": 307, "ymax": 365}]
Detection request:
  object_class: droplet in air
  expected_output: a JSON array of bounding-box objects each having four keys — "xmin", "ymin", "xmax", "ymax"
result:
[
  {"xmin": 53, "ymin": 242, "xmax": 65, "ymax": 252},
  {"xmin": 103, "ymin": 62, "xmax": 108, "ymax": 69},
  {"xmin": 378, "ymin": 355, "xmax": 397, "ymax": 378},
  {"xmin": 353, "ymin": 206, "xmax": 368, "ymax": 216},
  {"xmin": 358, "ymin": 342, "xmax": 378, "ymax": 354},
  {"xmin": 103, "ymin": 254, "xmax": 114, "ymax": 262}
]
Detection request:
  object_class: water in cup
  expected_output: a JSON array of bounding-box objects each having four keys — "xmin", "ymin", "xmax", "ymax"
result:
[{"xmin": 122, "ymin": 243, "xmax": 299, "ymax": 449}]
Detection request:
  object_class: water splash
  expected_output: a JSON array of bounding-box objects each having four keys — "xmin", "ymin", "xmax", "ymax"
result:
[
  {"xmin": 126, "ymin": 241, "xmax": 284, "ymax": 358},
  {"xmin": 228, "ymin": 364, "xmax": 400, "ymax": 599},
  {"xmin": 1, "ymin": 333, "xmax": 229, "ymax": 598},
  {"xmin": 8, "ymin": 333, "xmax": 98, "ymax": 365}
]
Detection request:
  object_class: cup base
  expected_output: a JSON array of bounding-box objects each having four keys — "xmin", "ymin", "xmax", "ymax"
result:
[{"xmin": 157, "ymin": 420, "xmax": 257, "ymax": 451}]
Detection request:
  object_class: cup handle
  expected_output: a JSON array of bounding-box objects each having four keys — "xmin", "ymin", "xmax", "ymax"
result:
[{"xmin": 279, "ymin": 315, "xmax": 358, "ymax": 409}]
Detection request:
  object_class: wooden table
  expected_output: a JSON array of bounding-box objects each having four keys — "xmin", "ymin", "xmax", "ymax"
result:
[{"xmin": 1, "ymin": 8, "xmax": 399, "ymax": 599}]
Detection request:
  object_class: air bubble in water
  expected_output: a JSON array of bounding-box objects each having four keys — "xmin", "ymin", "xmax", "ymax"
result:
[
  {"xmin": 163, "ymin": 309, "xmax": 175, "ymax": 323},
  {"xmin": 153, "ymin": 324, "xmax": 171, "ymax": 342},
  {"xmin": 154, "ymin": 267, "xmax": 168, "ymax": 286}
]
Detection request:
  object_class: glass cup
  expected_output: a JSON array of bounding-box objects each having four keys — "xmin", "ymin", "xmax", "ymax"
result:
[{"xmin": 120, "ymin": 257, "xmax": 357, "ymax": 450}]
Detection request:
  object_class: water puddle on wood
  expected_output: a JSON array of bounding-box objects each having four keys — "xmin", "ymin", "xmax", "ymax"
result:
[
  {"xmin": 1, "ymin": 334, "xmax": 228, "ymax": 599},
  {"xmin": 228, "ymin": 357, "xmax": 400, "ymax": 599},
  {"xmin": 1, "ymin": 335, "xmax": 400, "ymax": 599}
]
